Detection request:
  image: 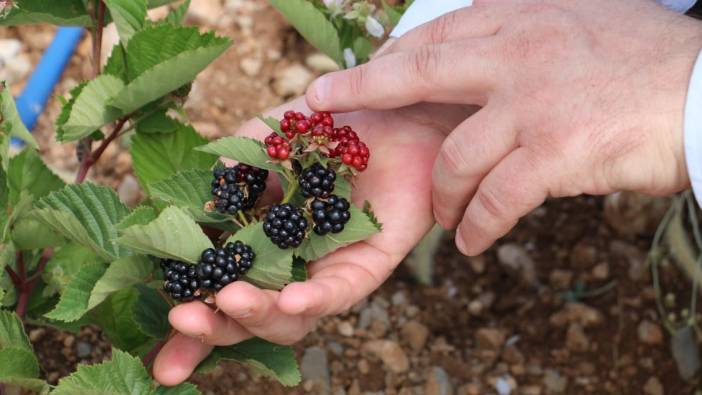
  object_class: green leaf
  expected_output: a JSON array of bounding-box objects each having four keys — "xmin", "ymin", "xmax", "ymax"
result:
[
  {"xmin": 165, "ymin": 0, "xmax": 190, "ymax": 25},
  {"xmin": 196, "ymin": 137, "xmax": 284, "ymax": 173},
  {"xmin": 44, "ymin": 261, "xmax": 107, "ymax": 322},
  {"xmin": 53, "ymin": 348, "xmax": 201, "ymax": 395},
  {"xmin": 382, "ymin": 0, "xmax": 403, "ymax": 27},
  {"xmin": 11, "ymin": 215, "xmax": 66, "ymax": 250},
  {"xmin": 197, "ymin": 338, "xmax": 300, "ymax": 387},
  {"xmin": 150, "ymin": 169, "xmax": 229, "ymax": 223},
  {"xmin": 227, "ymin": 223, "xmax": 294, "ymax": 290},
  {"xmin": 88, "ymin": 255, "xmax": 154, "ymax": 309},
  {"xmin": 90, "ymin": 288, "xmax": 153, "ymax": 355},
  {"xmin": 269, "ymin": 0, "xmax": 342, "ymax": 65},
  {"xmin": 0, "ymin": 311, "xmax": 46, "ymax": 392},
  {"xmin": 335, "ymin": 177, "xmax": 352, "ymax": 200},
  {"xmin": 0, "ymin": 81, "xmax": 38, "ymax": 148},
  {"xmin": 34, "ymin": 183, "xmax": 132, "ymax": 260},
  {"xmin": 352, "ymin": 36, "xmax": 373, "ymax": 62},
  {"xmin": 0, "ymin": 0, "xmax": 91, "ymax": 26},
  {"xmin": 131, "ymin": 123, "xmax": 217, "ymax": 193},
  {"xmin": 132, "ymin": 284, "xmax": 170, "ymax": 339},
  {"xmin": 0, "ymin": 310, "xmax": 32, "ymax": 349},
  {"xmin": 104, "ymin": 0, "xmax": 147, "ymax": 45},
  {"xmin": 135, "ymin": 110, "xmax": 181, "ymax": 134},
  {"xmin": 258, "ymin": 115, "xmax": 286, "ymax": 139},
  {"xmin": 118, "ymin": 206, "xmax": 213, "ymax": 263},
  {"xmin": 291, "ymin": 256, "xmax": 307, "ymax": 282},
  {"xmin": 56, "ymin": 75, "xmax": 125, "ymax": 142},
  {"xmin": 109, "ymin": 25, "xmax": 231, "ymax": 113},
  {"xmin": 296, "ymin": 205, "xmax": 380, "ymax": 261},
  {"xmin": 7, "ymin": 149, "xmax": 65, "ymax": 204},
  {"xmin": 42, "ymin": 243, "xmax": 102, "ymax": 297},
  {"xmin": 116, "ymin": 206, "xmax": 157, "ymax": 230},
  {"xmin": 103, "ymin": 44, "xmax": 128, "ymax": 81},
  {"xmin": 362, "ymin": 200, "xmax": 382, "ymax": 231}
]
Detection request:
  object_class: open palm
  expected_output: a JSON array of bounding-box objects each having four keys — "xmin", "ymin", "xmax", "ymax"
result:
[{"xmin": 153, "ymin": 98, "xmax": 471, "ymax": 385}]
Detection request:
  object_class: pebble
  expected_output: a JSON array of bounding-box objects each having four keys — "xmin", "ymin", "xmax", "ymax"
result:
[
  {"xmin": 497, "ymin": 243, "xmax": 537, "ymax": 285},
  {"xmin": 0, "ymin": 39, "xmax": 21, "ymax": 61},
  {"xmin": 76, "ymin": 341, "xmax": 92, "ymax": 358},
  {"xmin": 565, "ymin": 323, "xmax": 589, "ymax": 352},
  {"xmin": 548, "ymin": 269, "xmax": 573, "ymax": 289},
  {"xmin": 362, "ymin": 340, "xmax": 409, "ymax": 373},
  {"xmin": 401, "ymin": 320, "xmax": 429, "ymax": 352},
  {"xmin": 338, "ymin": 321, "xmax": 354, "ymax": 337},
  {"xmin": 273, "ymin": 64, "xmax": 313, "ymax": 97},
  {"xmin": 475, "ymin": 328, "xmax": 506, "ymax": 350},
  {"xmin": 301, "ymin": 347, "xmax": 331, "ymax": 394},
  {"xmin": 306, "ymin": 53, "xmax": 340, "ymax": 73},
  {"xmin": 458, "ymin": 383, "xmax": 482, "ymax": 395},
  {"xmin": 240, "ymin": 57, "xmax": 262, "ymax": 77},
  {"xmin": 637, "ymin": 320, "xmax": 663, "ymax": 345},
  {"xmin": 643, "ymin": 377, "xmax": 664, "ymax": 395},
  {"xmin": 328, "ymin": 341, "xmax": 344, "ymax": 356},
  {"xmin": 468, "ymin": 255, "xmax": 486, "ymax": 274},
  {"xmin": 188, "ymin": 0, "xmax": 223, "ymax": 25},
  {"xmin": 348, "ymin": 380, "xmax": 362, "ymax": 395},
  {"xmin": 494, "ymin": 375, "xmax": 515, "ymax": 395},
  {"xmin": 392, "ymin": 290, "xmax": 407, "ymax": 306},
  {"xmin": 592, "ymin": 262, "xmax": 610, "ymax": 279},
  {"xmin": 549, "ymin": 303, "xmax": 604, "ymax": 328},
  {"xmin": 63, "ymin": 335, "xmax": 75, "ymax": 348},
  {"xmin": 542, "ymin": 369, "xmax": 568, "ymax": 393},
  {"xmin": 521, "ymin": 385, "xmax": 543, "ymax": 395},
  {"xmin": 358, "ymin": 304, "xmax": 389, "ymax": 331},
  {"xmin": 29, "ymin": 328, "xmax": 46, "ymax": 342},
  {"xmin": 604, "ymin": 192, "xmax": 669, "ymax": 238},
  {"xmin": 424, "ymin": 367, "xmax": 453, "ymax": 395},
  {"xmin": 117, "ymin": 174, "xmax": 141, "ymax": 207}
]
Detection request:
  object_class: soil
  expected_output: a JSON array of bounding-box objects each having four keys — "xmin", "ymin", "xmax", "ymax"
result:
[{"xmin": 3, "ymin": 1, "xmax": 702, "ymax": 394}]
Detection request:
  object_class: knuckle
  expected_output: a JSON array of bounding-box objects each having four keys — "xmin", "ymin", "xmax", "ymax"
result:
[
  {"xmin": 438, "ymin": 134, "xmax": 470, "ymax": 176},
  {"xmin": 475, "ymin": 185, "xmax": 508, "ymax": 222},
  {"xmin": 426, "ymin": 12, "xmax": 456, "ymax": 44},
  {"xmin": 348, "ymin": 65, "xmax": 367, "ymax": 98},
  {"xmin": 408, "ymin": 45, "xmax": 440, "ymax": 84}
]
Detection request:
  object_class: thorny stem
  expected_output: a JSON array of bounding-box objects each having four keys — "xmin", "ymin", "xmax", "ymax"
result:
[
  {"xmin": 91, "ymin": 0, "xmax": 105, "ymax": 79},
  {"xmin": 4, "ymin": 266, "xmax": 20, "ymax": 288},
  {"xmin": 75, "ymin": 117, "xmax": 128, "ymax": 183},
  {"xmin": 15, "ymin": 248, "xmax": 53, "ymax": 318}
]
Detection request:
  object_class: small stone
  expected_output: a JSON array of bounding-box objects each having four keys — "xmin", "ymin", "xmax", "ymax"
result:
[
  {"xmin": 29, "ymin": 328, "xmax": 46, "ymax": 342},
  {"xmin": 521, "ymin": 385, "xmax": 542, "ymax": 395},
  {"xmin": 549, "ymin": 303, "xmax": 604, "ymax": 328},
  {"xmin": 565, "ymin": 323, "xmax": 589, "ymax": 352},
  {"xmin": 459, "ymin": 383, "xmax": 482, "ymax": 395},
  {"xmin": 497, "ymin": 243, "xmax": 537, "ymax": 285},
  {"xmin": 187, "ymin": 0, "xmax": 223, "ymax": 25},
  {"xmin": 468, "ymin": 255, "xmax": 486, "ymax": 274},
  {"xmin": 338, "ymin": 321, "xmax": 354, "ymax": 337},
  {"xmin": 358, "ymin": 304, "xmax": 389, "ymax": 330},
  {"xmin": 468, "ymin": 300, "xmax": 483, "ymax": 315},
  {"xmin": 494, "ymin": 375, "xmax": 515, "ymax": 395},
  {"xmin": 306, "ymin": 53, "xmax": 340, "ymax": 73},
  {"xmin": 401, "ymin": 321, "xmax": 429, "ymax": 352},
  {"xmin": 592, "ymin": 262, "xmax": 610, "ymax": 279},
  {"xmin": 273, "ymin": 64, "xmax": 313, "ymax": 97},
  {"xmin": 637, "ymin": 320, "xmax": 663, "ymax": 345},
  {"xmin": 570, "ymin": 242, "xmax": 598, "ymax": 268},
  {"xmin": 358, "ymin": 359, "xmax": 370, "ymax": 375},
  {"xmin": 392, "ymin": 291, "xmax": 407, "ymax": 306},
  {"xmin": 301, "ymin": 347, "xmax": 330, "ymax": 394},
  {"xmin": 424, "ymin": 367, "xmax": 453, "ymax": 395},
  {"xmin": 0, "ymin": 39, "xmax": 21, "ymax": 61},
  {"xmin": 328, "ymin": 341, "xmax": 344, "ymax": 356},
  {"xmin": 362, "ymin": 340, "xmax": 409, "ymax": 373},
  {"xmin": 475, "ymin": 328, "xmax": 506, "ymax": 350},
  {"xmin": 63, "ymin": 335, "xmax": 75, "ymax": 348},
  {"xmin": 76, "ymin": 341, "xmax": 92, "ymax": 358},
  {"xmin": 604, "ymin": 192, "xmax": 669, "ymax": 238},
  {"xmin": 348, "ymin": 380, "xmax": 362, "ymax": 395},
  {"xmin": 549, "ymin": 270, "xmax": 573, "ymax": 289},
  {"xmin": 117, "ymin": 174, "xmax": 141, "ymax": 207},
  {"xmin": 240, "ymin": 58, "xmax": 262, "ymax": 77},
  {"xmin": 643, "ymin": 377, "xmax": 664, "ymax": 395},
  {"xmin": 542, "ymin": 369, "xmax": 567, "ymax": 393}
]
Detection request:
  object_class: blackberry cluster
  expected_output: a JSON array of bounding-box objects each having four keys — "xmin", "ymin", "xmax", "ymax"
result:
[
  {"xmin": 235, "ymin": 164, "xmax": 269, "ymax": 209},
  {"xmin": 311, "ymin": 195, "xmax": 351, "ymax": 235},
  {"xmin": 197, "ymin": 242, "xmax": 255, "ymax": 291},
  {"xmin": 263, "ymin": 204, "xmax": 308, "ymax": 249},
  {"xmin": 161, "ymin": 259, "xmax": 200, "ymax": 302},
  {"xmin": 299, "ymin": 163, "xmax": 336, "ymax": 198},
  {"xmin": 211, "ymin": 167, "xmax": 245, "ymax": 215}
]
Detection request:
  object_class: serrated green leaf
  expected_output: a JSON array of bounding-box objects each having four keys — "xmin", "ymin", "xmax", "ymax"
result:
[
  {"xmin": 11, "ymin": 215, "xmax": 66, "ymax": 250},
  {"xmin": 362, "ymin": 200, "xmax": 382, "ymax": 231},
  {"xmin": 45, "ymin": 261, "xmax": 107, "ymax": 322},
  {"xmin": 269, "ymin": 0, "xmax": 342, "ymax": 65},
  {"xmin": 0, "ymin": 348, "xmax": 47, "ymax": 393},
  {"xmin": 53, "ymin": 348, "xmax": 201, "ymax": 395},
  {"xmin": 55, "ymin": 81, "xmax": 88, "ymax": 130},
  {"xmin": 197, "ymin": 338, "xmax": 300, "ymax": 387},
  {"xmin": 165, "ymin": 0, "xmax": 190, "ymax": 25},
  {"xmin": 118, "ymin": 206, "xmax": 213, "ymax": 263},
  {"xmin": 150, "ymin": 169, "xmax": 229, "ymax": 223},
  {"xmin": 227, "ymin": 222, "xmax": 294, "ymax": 290},
  {"xmin": 335, "ymin": 177, "xmax": 352, "ymax": 200},
  {"xmin": 88, "ymin": 255, "xmax": 153, "ymax": 310},
  {"xmin": 90, "ymin": 287, "xmax": 153, "ymax": 355},
  {"xmin": 34, "ymin": 183, "xmax": 132, "ymax": 260},
  {"xmin": 109, "ymin": 25, "xmax": 230, "ymax": 113},
  {"xmin": 382, "ymin": 0, "xmax": 403, "ymax": 27},
  {"xmin": 291, "ymin": 256, "xmax": 307, "ymax": 282},
  {"xmin": 56, "ymin": 75, "xmax": 125, "ymax": 142},
  {"xmin": 104, "ymin": 44, "xmax": 128, "ymax": 81},
  {"xmin": 0, "ymin": 166, "xmax": 9, "ymax": 239},
  {"xmin": 104, "ymin": 0, "xmax": 147, "ymax": 45},
  {"xmin": 136, "ymin": 110, "xmax": 181, "ymax": 134},
  {"xmin": 2, "ymin": 192, "xmax": 32, "ymax": 243},
  {"xmin": 116, "ymin": 206, "xmax": 157, "ymax": 230},
  {"xmin": 0, "ymin": 310, "xmax": 32, "ymax": 349},
  {"xmin": 131, "ymin": 123, "xmax": 217, "ymax": 193},
  {"xmin": 0, "ymin": 81, "xmax": 38, "ymax": 148},
  {"xmin": 196, "ymin": 137, "xmax": 284, "ymax": 173},
  {"xmin": 42, "ymin": 243, "xmax": 102, "ymax": 297},
  {"xmin": 7, "ymin": 149, "xmax": 65, "ymax": 204},
  {"xmin": 0, "ymin": 0, "xmax": 91, "ymax": 26},
  {"xmin": 132, "ymin": 284, "xmax": 170, "ymax": 339},
  {"xmin": 258, "ymin": 115, "xmax": 286, "ymax": 139},
  {"xmin": 296, "ymin": 205, "xmax": 380, "ymax": 261}
]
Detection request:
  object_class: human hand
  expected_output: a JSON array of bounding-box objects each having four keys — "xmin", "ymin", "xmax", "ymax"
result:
[
  {"xmin": 305, "ymin": 0, "xmax": 702, "ymax": 255},
  {"xmin": 152, "ymin": 98, "xmax": 472, "ymax": 385}
]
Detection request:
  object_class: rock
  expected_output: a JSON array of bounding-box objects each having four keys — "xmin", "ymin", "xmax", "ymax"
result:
[
  {"xmin": 348, "ymin": 380, "xmax": 362, "ymax": 395},
  {"xmin": 273, "ymin": 64, "xmax": 313, "ymax": 97},
  {"xmin": 187, "ymin": 0, "xmax": 223, "ymax": 25},
  {"xmin": 362, "ymin": 340, "xmax": 409, "ymax": 373},
  {"xmin": 117, "ymin": 174, "xmax": 141, "ymax": 207},
  {"xmin": 468, "ymin": 300, "xmax": 484, "ymax": 315},
  {"xmin": 63, "ymin": 335, "xmax": 75, "ymax": 348},
  {"xmin": 424, "ymin": 367, "xmax": 453, "ymax": 395},
  {"xmin": 549, "ymin": 303, "xmax": 604, "ymax": 328},
  {"xmin": 306, "ymin": 53, "xmax": 340, "ymax": 73},
  {"xmin": 76, "ymin": 341, "xmax": 92, "ymax": 358},
  {"xmin": 240, "ymin": 57, "xmax": 262, "ymax": 77},
  {"xmin": 637, "ymin": 320, "xmax": 663, "ymax": 345},
  {"xmin": 592, "ymin": 262, "xmax": 610, "ymax": 280},
  {"xmin": 643, "ymin": 377, "xmax": 664, "ymax": 395},
  {"xmin": 328, "ymin": 341, "xmax": 344, "ymax": 356},
  {"xmin": 475, "ymin": 328, "xmax": 506, "ymax": 351},
  {"xmin": 671, "ymin": 326, "xmax": 701, "ymax": 380},
  {"xmin": 392, "ymin": 291, "xmax": 407, "ymax": 306},
  {"xmin": 565, "ymin": 323, "xmax": 589, "ymax": 352},
  {"xmin": 521, "ymin": 385, "xmax": 542, "ymax": 395},
  {"xmin": 458, "ymin": 383, "xmax": 482, "ymax": 395},
  {"xmin": 0, "ymin": 52, "xmax": 30, "ymax": 84},
  {"xmin": 542, "ymin": 369, "xmax": 567, "ymax": 393},
  {"xmin": 0, "ymin": 39, "xmax": 21, "ymax": 61},
  {"xmin": 609, "ymin": 240, "xmax": 647, "ymax": 281},
  {"xmin": 358, "ymin": 304, "xmax": 389, "ymax": 331},
  {"xmin": 338, "ymin": 321, "xmax": 354, "ymax": 337},
  {"xmin": 401, "ymin": 321, "xmax": 429, "ymax": 352},
  {"xmin": 549, "ymin": 269, "xmax": 573, "ymax": 289},
  {"xmin": 301, "ymin": 347, "xmax": 330, "ymax": 394},
  {"xmin": 494, "ymin": 375, "xmax": 515, "ymax": 395},
  {"xmin": 497, "ymin": 243, "xmax": 537, "ymax": 285},
  {"xmin": 570, "ymin": 242, "xmax": 598, "ymax": 269},
  {"xmin": 29, "ymin": 328, "xmax": 46, "ymax": 342},
  {"xmin": 468, "ymin": 255, "xmax": 486, "ymax": 274},
  {"xmin": 604, "ymin": 192, "xmax": 669, "ymax": 238}
]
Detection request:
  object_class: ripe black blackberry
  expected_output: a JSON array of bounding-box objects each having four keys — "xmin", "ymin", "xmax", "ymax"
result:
[
  {"xmin": 263, "ymin": 204, "xmax": 309, "ymax": 249},
  {"xmin": 161, "ymin": 259, "xmax": 200, "ymax": 302},
  {"xmin": 196, "ymin": 242, "xmax": 255, "ymax": 291},
  {"xmin": 311, "ymin": 195, "xmax": 351, "ymax": 235},
  {"xmin": 235, "ymin": 164, "xmax": 269, "ymax": 209},
  {"xmin": 211, "ymin": 167, "xmax": 245, "ymax": 215},
  {"xmin": 299, "ymin": 163, "xmax": 336, "ymax": 198}
]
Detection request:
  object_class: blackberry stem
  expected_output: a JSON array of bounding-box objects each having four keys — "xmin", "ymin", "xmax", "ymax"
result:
[
  {"xmin": 282, "ymin": 181, "xmax": 299, "ymax": 204},
  {"xmin": 238, "ymin": 211, "xmax": 250, "ymax": 227}
]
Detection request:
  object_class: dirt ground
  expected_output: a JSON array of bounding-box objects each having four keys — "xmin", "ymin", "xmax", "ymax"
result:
[{"xmin": 2, "ymin": 1, "xmax": 702, "ymax": 394}]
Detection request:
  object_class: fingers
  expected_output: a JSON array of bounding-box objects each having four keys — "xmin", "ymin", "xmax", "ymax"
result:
[
  {"xmin": 455, "ymin": 148, "xmax": 549, "ymax": 255},
  {"xmin": 153, "ymin": 333, "xmax": 213, "ymax": 386},
  {"xmin": 168, "ymin": 302, "xmax": 252, "ymax": 346},
  {"xmin": 432, "ymin": 106, "xmax": 517, "ymax": 229},
  {"xmin": 306, "ymin": 38, "xmax": 498, "ymax": 112},
  {"xmin": 215, "ymin": 281, "xmax": 315, "ymax": 345}
]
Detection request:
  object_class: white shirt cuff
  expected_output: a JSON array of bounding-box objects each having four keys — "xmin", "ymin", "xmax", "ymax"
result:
[
  {"xmin": 390, "ymin": 0, "xmax": 473, "ymax": 38},
  {"xmin": 685, "ymin": 50, "xmax": 702, "ymax": 206}
]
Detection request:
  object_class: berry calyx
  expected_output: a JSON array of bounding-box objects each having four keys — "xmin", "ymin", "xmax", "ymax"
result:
[
  {"xmin": 299, "ymin": 163, "xmax": 336, "ymax": 198},
  {"xmin": 263, "ymin": 203, "xmax": 309, "ymax": 249},
  {"xmin": 197, "ymin": 243, "xmax": 255, "ymax": 291},
  {"xmin": 161, "ymin": 259, "xmax": 200, "ymax": 302},
  {"xmin": 265, "ymin": 132, "xmax": 291, "ymax": 160},
  {"xmin": 211, "ymin": 167, "xmax": 245, "ymax": 215},
  {"xmin": 310, "ymin": 195, "xmax": 351, "ymax": 235}
]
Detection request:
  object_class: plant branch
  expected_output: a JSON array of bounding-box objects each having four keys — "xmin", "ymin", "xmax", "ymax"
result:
[
  {"xmin": 15, "ymin": 248, "xmax": 53, "ymax": 318},
  {"xmin": 142, "ymin": 339, "xmax": 166, "ymax": 367},
  {"xmin": 4, "ymin": 266, "xmax": 20, "ymax": 288},
  {"xmin": 75, "ymin": 117, "xmax": 128, "ymax": 183},
  {"xmin": 16, "ymin": 251, "xmax": 25, "ymax": 278},
  {"xmin": 91, "ymin": 0, "xmax": 106, "ymax": 78}
]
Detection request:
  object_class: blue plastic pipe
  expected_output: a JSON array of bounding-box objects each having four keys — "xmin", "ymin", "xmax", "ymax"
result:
[{"xmin": 12, "ymin": 26, "xmax": 84, "ymax": 145}]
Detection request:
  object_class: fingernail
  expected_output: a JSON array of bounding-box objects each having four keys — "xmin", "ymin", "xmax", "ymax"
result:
[
  {"xmin": 310, "ymin": 75, "xmax": 331, "ymax": 107},
  {"xmin": 455, "ymin": 228, "xmax": 469, "ymax": 255}
]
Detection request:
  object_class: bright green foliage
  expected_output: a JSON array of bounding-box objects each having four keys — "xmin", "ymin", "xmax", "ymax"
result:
[
  {"xmin": 0, "ymin": 0, "xmax": 92, "ymax": 26},
  {"xmin": 7, "ymin": 149, "xmax": 65, "ymax": 204},
  {"xmin": 104, "ymin": 0, "xmax": 147, "ymax": 44},
  {"xmin": 44, "ymin": 261, "xmax": 107, "ymax": 322},
  {"xmin": 116, "ymin": 206, "xmax": 158, "ymax": 229},
  {"xmin": 0, "ymin": 311, "xmax": 47, "ymax": 392},
  {"xmin": 42, "ymin": 243, "xmax": 102, "ymax": 297},
  {"xmin": 164, "ymin": 0, "xmax": 191, "ymax": 25},
  {"xmin": 90, "ymin": 288, "xmax": 153, "ymax": 355},
  {"xmin": 0, "ymin": 82, "xmax": 37, "ymax": 149},
  {"xmin": 150, "ymin": 169, "xmax": 229, "ymax": 223},
  {"xmin": 196, "ymin": 136, "xmax": 285, "ymax": 173},
  {"xmin": 132, "ymin": 285, "xmax": 170, "ymax": 339}
]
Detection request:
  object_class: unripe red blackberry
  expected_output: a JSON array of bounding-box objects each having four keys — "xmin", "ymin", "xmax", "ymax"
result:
[
  {"xmin": 341, "ymin": 141, "xmax": 370, "ymax": 171},
  {"xmin": 265, "ymin": 132, "xmax": 291, "ymax": 160},
  {"xmin": 263, "ymin": 204, "xmax": 309, "ymax": 249},
  {"xmin": 161, "ymin": 259, "xmax": 200, "ymax": 302}
]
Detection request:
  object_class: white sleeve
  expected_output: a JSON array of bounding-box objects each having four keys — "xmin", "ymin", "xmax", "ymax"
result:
[{"xmin": 684, "ymin": 51, "xmax": 702, "ymax": 207}]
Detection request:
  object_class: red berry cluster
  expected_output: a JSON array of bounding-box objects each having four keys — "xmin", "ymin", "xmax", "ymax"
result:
[{"xmin": 264, "ymin": 111, "xmax": 370, "ymax": 171}]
